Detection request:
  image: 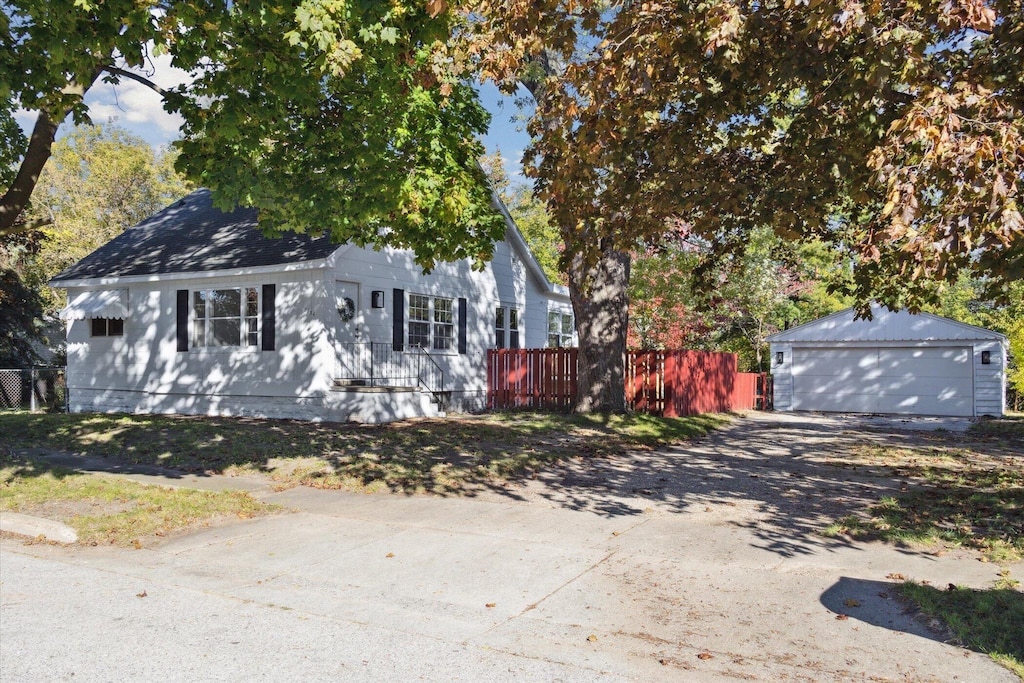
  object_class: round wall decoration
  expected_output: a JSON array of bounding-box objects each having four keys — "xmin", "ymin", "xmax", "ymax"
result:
[{"xmin": 337, "ymin": 297, "xmax": 355, "ymax": 321}]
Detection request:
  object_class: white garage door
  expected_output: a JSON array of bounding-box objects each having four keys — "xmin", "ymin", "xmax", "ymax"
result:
[{"xmin": 791, "ymin": 347, "xmax": 974, "ymax": 416}]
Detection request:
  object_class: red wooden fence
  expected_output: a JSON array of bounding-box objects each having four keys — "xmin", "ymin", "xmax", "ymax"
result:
[{"xmin": 487, "ymin": 348, "xmax": 768, "ymax": 416}]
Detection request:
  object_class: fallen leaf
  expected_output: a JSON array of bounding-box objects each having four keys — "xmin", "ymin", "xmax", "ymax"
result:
[
  {"xmin": 136, "ymin": 590, "xmax": 147, "ymax": 598},
  {"xmin": 386, "ymin": 552, "xmax": 394, "ymax": 558},
  {"xmin": 131, "ymin": 539, "xmax": 142, "ymax": 550},
  {"xmin": 486, "ymin": 603, "xmax": 496, "ymax": 608},
  {"xmin": 697, "ymin": 652, "xmax": 714, "ymax": 660},
  {"xmin": 886, "ymin": 573, "xmax": 906, "ymax": 581},
  {"xmin": 836, "ymin": 614, "xmax": 849, "ymax": 621},
  {"xmin": 844, "ymin": 598, "xmax": 861, "ymax": 608},
  {"xmin": 587, "ymin": 634, "xmax": 598, "ymax": 642}
]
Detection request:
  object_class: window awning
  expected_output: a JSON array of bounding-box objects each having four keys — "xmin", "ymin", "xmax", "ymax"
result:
[{"xmin": 59, "ymin": 289, "xmax": 128, "ymax": 320}]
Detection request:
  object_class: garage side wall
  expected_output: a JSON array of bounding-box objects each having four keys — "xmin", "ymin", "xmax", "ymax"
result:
[{"xmin": 974, "ymin": 340, "xmax": 1007, "ymax": 417}]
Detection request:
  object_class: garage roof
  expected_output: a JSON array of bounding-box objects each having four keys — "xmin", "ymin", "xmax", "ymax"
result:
[{"xmin": 766, "ymin": 306, "xmax": 1007, "ymax": 344}]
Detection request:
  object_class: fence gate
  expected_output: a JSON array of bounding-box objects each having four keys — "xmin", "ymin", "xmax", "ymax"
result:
[{"xmin": 0, "ymin": 368, "xmax": 66, "ymax": 412}]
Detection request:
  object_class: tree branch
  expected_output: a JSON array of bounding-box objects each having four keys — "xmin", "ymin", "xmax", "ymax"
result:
[
  {"xmin": 0, "ymin": 215, "xmax": 53, "ymax": 237},
  {"xmin": 101, "ymin": 65, "xmax": 167, "ymax": 97}
]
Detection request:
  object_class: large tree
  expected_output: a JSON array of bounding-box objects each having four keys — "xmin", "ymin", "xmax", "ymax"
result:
[
  {"xmin": 469, "ymin": 0, "xmax": 1022, "ymax": 410},
  {"xmin": 2, "ymin": 0, "xmax": 505, "ymax": 269}
]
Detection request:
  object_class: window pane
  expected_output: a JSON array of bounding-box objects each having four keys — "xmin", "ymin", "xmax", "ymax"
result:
[
  {"xmin": 495, "ymin": 330, "xmax": 505, "ymax": 349},
  {"xmin": 246, "ymin": 318, "xmax": 258, "ymax": 346},
  {"xmin": 434, "ymin": 297, "xmax": 453, "ymax": 323},
  {"xmin": 548, "ymin": 334, "xmax": 560, "ymax": 348},
  {"xmin": 561, "ymin": 314, "xmax": 573, "ymax": 335},
  {"xmin": 211, "ymin": 289, "xmax": 241, "ymax": 318},
  {"xmin": 193, "ymin": 291, "xmax": 206, "ymax": 318},
  {"xmin": 510, "ymin": 330, "xmax": 519, "ymax": 349},
  {"xmin": 509, "ymin": 309, "xmax": 518, "ymax": 330},
  {"xmin": 495, "ymin": 306, "xmax": 504, "ymax": 329},
  {"xmin": 91, "ymin": 318, "xmax": 106, "ymax": 336},
  {"xmin": 210, "ymin": 318, "xmax": 241, "ymax": 347},
  {"xmin": 246, "ymin": 288, "xmax": 259, "ymax": 317},
  {"xmin": 109, "ymin": 318, "xmax": 124, "ymax": 336},
  {"xmin": 194, "ymin": 320, "xmax": 206, "ymax": 347},
  {"xmin": 548, "ymin": 311, "xmax": 559, "ymax": 333},
  {"xmin": 409, "ymin": 321, "xmax": 430, "ymax": 348},
  {"xmin": 409, "ymin": 295, "xmax": 430, "ymax": 322},
  {"xmin": 433, "ymin": 323, "xmax": 453, "ymax": 350}
]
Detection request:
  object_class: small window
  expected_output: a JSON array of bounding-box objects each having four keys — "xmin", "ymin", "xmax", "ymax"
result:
[
  {"xmin": 547, "ymin": 310, "xmax": 574, "ymax": 348},
  {"xmin": 91, "ymin": 318, "xmax": 124, "ymax": 337},
  {"xmin": 495, "ymin": 305, "xmax": 520, "ymax": 349}
]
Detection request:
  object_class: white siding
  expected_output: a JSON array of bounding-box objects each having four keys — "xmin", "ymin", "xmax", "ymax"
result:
[{"xmin": 65, "ymin": 267, "xmax": 334, "ymax": 418}]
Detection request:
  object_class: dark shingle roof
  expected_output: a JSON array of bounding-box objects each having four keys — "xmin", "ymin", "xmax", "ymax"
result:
[{"xmin": 51, "ymin": 189, "xmax": 339, "ymax": 282}]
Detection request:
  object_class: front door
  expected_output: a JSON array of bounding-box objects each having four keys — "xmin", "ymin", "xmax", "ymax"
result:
[{"xmin": 335, "ymin": 280, "xmax": 364, "ymax": 379}]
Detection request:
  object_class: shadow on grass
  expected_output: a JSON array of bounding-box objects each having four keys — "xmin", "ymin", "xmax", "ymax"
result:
[
  {"xmin": 0, "ymin": 411, "xmax": 726, "ymax": 498},
  {"xmin": 821, "ymin": 576, "xmax": 1024, "ymax": 678},
  {"xmin": 898, "ymin": 579, "xmax": 1024, "ymax": 677}
]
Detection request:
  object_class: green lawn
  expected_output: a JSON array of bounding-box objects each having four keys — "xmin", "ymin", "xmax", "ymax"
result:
[
  {"xmin": 1, "ymin": 452, "xmax": 274, "ymax": 547},
  {"xmin": 0, "ymin": 411, "xmax": 728, "ymax": 495}
]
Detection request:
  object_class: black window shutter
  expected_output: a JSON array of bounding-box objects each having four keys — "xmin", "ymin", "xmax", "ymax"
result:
[
  {"xmin": 392, "ymin": 289, "xmax": 404, "ymax": 351},
  {"xmin": 458, "ymin": 297, "xmax": 468, "ymax": 354},
  {"xmin": 176, "ymin": 289, "xmax": 189, "ymax": 352},
  {"xmin": 262, "ymin": 284, "xmax": 276, "ymax": 351}
]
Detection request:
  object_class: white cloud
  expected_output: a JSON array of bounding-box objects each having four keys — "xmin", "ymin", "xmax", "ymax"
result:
[{"xmin": 84, "ymin": 50, "xmax": 192, "ymax": 145}]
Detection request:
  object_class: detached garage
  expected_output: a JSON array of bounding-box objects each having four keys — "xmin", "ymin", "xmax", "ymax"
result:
[{"xmin": 767, "ymin": 307, "xmax": 1007, "ymax": 417}]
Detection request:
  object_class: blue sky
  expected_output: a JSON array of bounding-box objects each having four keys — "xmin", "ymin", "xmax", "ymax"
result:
[{"xmin": 17, "ymin": 54, "xmax": 534, "ymax": 186}]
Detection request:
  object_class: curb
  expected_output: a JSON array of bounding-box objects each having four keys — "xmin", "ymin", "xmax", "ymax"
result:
[{"xmin": 0, "ymin": 512, "xmax": 78, "ymax": 543}]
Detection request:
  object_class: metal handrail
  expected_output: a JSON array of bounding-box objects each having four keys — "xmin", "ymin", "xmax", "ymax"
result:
[
  {"xmin": 409, "ymin": 346, "xmax": 445, "ymax": 395},
  {"xmin": 336, "ymin": 342, "xmax": 445, "ymax": 395}
]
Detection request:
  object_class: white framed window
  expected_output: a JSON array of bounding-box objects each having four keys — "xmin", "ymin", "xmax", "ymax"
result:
[
  {"xmin": 547, "ymin": 310, "xmax": 574, "ymax": 348},
  {"xmin": 90, "ymin": 318, "xmax": 124, "ymax": 337},
  {"xmin": 408, "ymin": 294, "xmax": 455, "ymax": 351},
  {"xmin": 193, "ymin": 288, "xmax": 259, "ymax": 348},
  {"xmin": 495, "ymin": 305, "xmax": 520, "ymax": 349}
]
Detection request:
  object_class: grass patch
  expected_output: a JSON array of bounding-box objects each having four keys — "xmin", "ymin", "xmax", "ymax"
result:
[
  {"xmin": 1, "ymin": 452, "xmax": 275, "ymax": 546},
  {"xmin": 970, "ymin": 413, "xmax": 1024, "ymax": 441},
  {"xmin": 898, "ymin": 578, "xmax": 1024, "ymax": 678},
  {"xmin": 823, "ymin": 443, "xmax": 1023, "ymax": 562},
  {"xmin": 0, "ymin": 411, "xmax": 728, "ymax": 496}
]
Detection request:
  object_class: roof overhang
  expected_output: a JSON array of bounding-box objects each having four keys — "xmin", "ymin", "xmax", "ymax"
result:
[
  {"xmin": 59, "ymin": 289, "xmax": 128, "ymax": 320},
  {"xmin": 50, "ymin": 257, "xmax": 331, "ymax": 289}
]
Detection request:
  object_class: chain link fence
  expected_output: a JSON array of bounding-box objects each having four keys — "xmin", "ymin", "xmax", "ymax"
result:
[{"xmin": 0, "ymin": 368, "xmax": 66, "ymax": 412}]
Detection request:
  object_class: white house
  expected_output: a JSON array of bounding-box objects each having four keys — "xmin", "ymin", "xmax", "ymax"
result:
[
  {"xmin": 767, "ymin": 306, "xmax": 1008, "ymax": 417},
  {"xmin": 51, "ymin": 189, "xmax": 575, "ymax": 423}
]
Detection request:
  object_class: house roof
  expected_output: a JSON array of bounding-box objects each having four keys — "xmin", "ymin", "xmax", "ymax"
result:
[
  {"xmin": 766, "ymin": 305, "xmax": 1007, "ymax": 344},
  {"xmin": 50, "ymin": 188, "xmax": 339, "ymax": 283}
]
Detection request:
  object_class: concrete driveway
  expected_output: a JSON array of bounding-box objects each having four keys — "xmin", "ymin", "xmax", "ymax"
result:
[{"xmin": 1, "ymin": 412, "xmax": 1018, "ymax": 682}]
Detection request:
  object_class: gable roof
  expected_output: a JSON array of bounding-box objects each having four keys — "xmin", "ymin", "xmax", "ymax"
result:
[
  {"xmin": 766, "ymin": 305, "xmax": 1007, "ymax": 344},
  {"xmin": 50, "ymin": 188, "xmax": 339, "ymax": 284}
]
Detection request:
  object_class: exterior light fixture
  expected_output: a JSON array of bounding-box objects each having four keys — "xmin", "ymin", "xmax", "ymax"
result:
[
  {"xmin": 981, "ymin": 350, "xmax": 991, "ymax": 365},
  {"xmin": 775, "ymin": 351, "xmax": 784, "ymax": 365},
  {"xmin": 371, "ymin": 290, "xmax": 385, "ymax": 309}
]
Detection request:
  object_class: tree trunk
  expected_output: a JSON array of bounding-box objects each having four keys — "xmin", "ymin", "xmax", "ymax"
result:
[
  {"xmin": 1, "ymin": 66, "xmax": 105, "ymax": 236},
  {"xmin": 0, "ymin": 110, "xmax": 60, "ymax": 235},
  {"xmin": 569, "ymin": 246, "xmax": 631, "ymax": 413}
]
